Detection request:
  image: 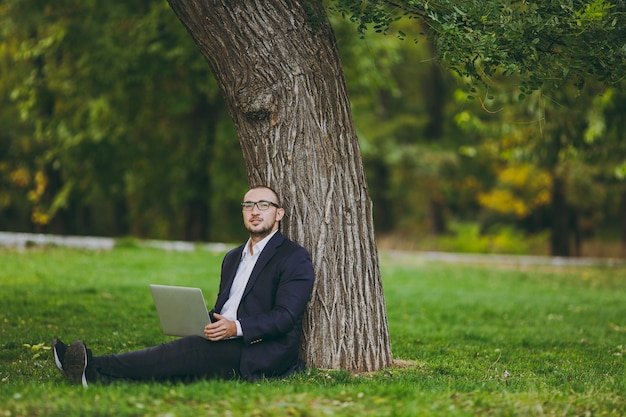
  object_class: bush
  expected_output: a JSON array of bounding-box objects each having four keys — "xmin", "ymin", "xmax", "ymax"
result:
[{"xmin": 437, "ymin": 222, "xmax": 545, "ymax": 254}]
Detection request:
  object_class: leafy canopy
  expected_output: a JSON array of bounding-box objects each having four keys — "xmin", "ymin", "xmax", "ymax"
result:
[{"xmin": 333, "ymin": 0, "xmax": 626, "ymax": 91}]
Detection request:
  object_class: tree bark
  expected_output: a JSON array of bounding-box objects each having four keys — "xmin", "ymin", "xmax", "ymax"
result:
[{"xmin": 167, "ymin": 0, "xmax": 392, "ymax": 371}]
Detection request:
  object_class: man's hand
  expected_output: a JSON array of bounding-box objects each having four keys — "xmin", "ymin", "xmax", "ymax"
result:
[{"xmin": 204, "ymin": 313, "xmax": 237, "ymax": 341}]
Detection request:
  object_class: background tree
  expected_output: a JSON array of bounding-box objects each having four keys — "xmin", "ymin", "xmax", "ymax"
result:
[
  {"xmin": 333, "ymin": 16, "xmax": 468, "ymax": 240},
  {"xmin": 1, "ymin": 0, "xmax": 248, "ymax": 240},
  {"xmin": 4, "ymin": 0, "xmax": 624, "ymax": 256},
  {"xmin": 336, "ymin": 0, "xmax": 626, "ymax": 256}
]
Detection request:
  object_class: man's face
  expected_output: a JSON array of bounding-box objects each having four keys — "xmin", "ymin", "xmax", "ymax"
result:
[{"xmin": 242, "ymin": 187, "xmax": 284, "ymax": 239}]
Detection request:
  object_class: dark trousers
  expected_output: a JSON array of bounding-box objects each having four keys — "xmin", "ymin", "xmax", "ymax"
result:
[{"xmin": 91, "ymin": 336, "xmax": 243, "ymax": 383}]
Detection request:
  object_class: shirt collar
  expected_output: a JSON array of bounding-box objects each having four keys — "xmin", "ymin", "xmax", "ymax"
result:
[{"xmin": 243, "ymin": 230, "xmax": 278, "ymax": 258}]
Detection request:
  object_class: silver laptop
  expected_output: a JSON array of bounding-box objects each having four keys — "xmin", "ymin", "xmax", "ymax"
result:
[{"xmin": 150, "ymin": 284, "xmax": 211, "ymax": 338}]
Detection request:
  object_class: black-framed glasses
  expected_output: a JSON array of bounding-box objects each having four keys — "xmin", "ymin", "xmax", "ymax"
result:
[{"xmin": 241, "ymin": 200, "xmax": 280, "ymax": 211}]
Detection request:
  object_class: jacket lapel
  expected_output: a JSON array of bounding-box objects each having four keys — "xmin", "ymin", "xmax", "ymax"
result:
[
  {"xmin": 241, "ymin": 231, "xmax": 284, "ymax": 298},
  {"xmin": 215, "ymin": 244, "xmax": 245, "ymax": 311}
]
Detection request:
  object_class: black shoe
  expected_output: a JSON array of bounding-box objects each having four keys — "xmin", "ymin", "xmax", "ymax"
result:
[
  {"xmin": 52, "ymin": 338, "xmax": 67, "ymax": 376},
  {"xmin": 64, "ymin": 340, "xmax": 89, "ymax": 387}
]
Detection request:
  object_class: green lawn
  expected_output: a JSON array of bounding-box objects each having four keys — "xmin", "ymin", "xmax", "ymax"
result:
[{"xmin": 1, "ymin": 246, "xmax": 624, "ymax": 416}]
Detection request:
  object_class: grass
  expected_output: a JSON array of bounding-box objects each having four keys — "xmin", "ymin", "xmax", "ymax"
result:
[{"xmin": 1, "ymin": 246, "xmax": 625, "ymax": 416}]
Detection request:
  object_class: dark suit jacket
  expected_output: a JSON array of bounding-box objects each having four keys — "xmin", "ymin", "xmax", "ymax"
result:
[{"xmin": 210, "ymin": 231, "xmax": 315, "ymax": 381}]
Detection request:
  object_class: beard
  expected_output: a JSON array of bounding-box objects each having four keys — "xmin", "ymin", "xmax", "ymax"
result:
[{"xmin": 246, "ymin": 218, "xmax": 275, "ymax": 240}]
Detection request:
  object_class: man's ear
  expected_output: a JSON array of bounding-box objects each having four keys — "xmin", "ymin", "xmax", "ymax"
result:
[{"xmin": 275, "ymin": 207, "xmax": 285, "ymax": 222}]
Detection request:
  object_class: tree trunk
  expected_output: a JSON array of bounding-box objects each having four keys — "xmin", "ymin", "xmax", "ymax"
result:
[
  {"xmin": 619, "ymin": 189, "xmax": 626, "ymax": 258},
  {"xmin": 114, "ymin": 198, "xmax": 130, "ymax": 236},
  {"xmin": 430, "ymin": 197, "xmax": 446, "ymax": 235},
  {"xmin": 183, "ymin": 96, "xmax": 219, "ymax": 242},
  {"xmin": 167, "ymin": 0, "xmax": 392, "ymax": 371},
  {"xmin": 551, "ymin": 174, "xmax": 570, "ymax": 257},
  {"xmin": 423, "ymin": 25, "xmax": 448, "ymax": 236},
  {"xmin": 572, "ymin": 210, "xmax": 582, "ymax": 257}
]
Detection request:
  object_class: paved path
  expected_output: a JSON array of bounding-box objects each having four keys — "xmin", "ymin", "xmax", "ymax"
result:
[
  {"xmin": 382, "ymin": 249, "xmax": 625, "ymax": 268},
  {"xmin": 0, "ymin": 231, "xmax": 233, "ymax": 252},
  {"xmin": 1, "ymin": 231, "xmax": 624, "ymax": 268}
]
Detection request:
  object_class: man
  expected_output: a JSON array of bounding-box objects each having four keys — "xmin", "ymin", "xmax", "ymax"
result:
[{"xmin": 52, "ymin": 186, "xmax": 315, "ymax": 386}]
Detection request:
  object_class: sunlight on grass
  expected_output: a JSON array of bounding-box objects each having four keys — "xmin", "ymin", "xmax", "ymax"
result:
[{"xmin": 1, "ymin": 247, "xmax": 625, "ymax": 416}]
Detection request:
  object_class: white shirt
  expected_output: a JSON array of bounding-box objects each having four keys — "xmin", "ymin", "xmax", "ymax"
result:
[{"xmin": 219, "ymin": 230, "xmax": 277, "ymax": 336}]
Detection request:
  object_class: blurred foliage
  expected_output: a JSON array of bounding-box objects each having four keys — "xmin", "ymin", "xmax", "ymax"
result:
[
  {"xmin": 1, "ymin": 0, "xmax": 625, "ymax": 255},
  {"xmin": 436, "ymin": 222, "xmax": 545, "ymax": 254},
  {"xmin": 478, "ymin": 163, "xmax": 552, "ymax": 218},
  {"xmin": 333, "ymin": 0, "xmax": 626, "ymax": 91},
  {"xmin": 1, "ymin": 0, "xmax": 248, "ymax": 241}
]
